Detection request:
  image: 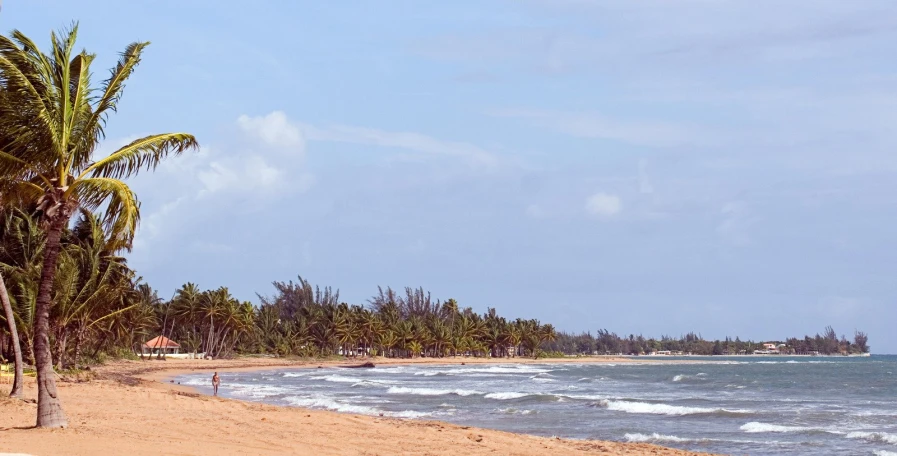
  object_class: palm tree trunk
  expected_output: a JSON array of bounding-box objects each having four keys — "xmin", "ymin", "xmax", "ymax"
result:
[
  {"xmin": 33, "ymin": 214, "xmax": 68, "ymax": 428},
  {"xmin": 1, "ymin": 273, "xmax": 24, "ymax": 399}
]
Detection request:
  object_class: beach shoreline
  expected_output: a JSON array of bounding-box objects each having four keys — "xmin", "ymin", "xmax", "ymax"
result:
[{"xmin": 0, "ymin": 355, "xmax": 719, "ymax": 456}]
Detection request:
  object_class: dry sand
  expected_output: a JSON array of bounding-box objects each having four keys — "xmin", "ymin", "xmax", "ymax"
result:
[{"xmin": 0, "ymin": 356, "xmax": 720, "ymax": 456}]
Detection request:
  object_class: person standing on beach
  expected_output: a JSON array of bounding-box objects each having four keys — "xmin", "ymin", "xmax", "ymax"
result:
[{"xmin": 212, "ymin": 372, "xmax": 220, "ymax": 396}]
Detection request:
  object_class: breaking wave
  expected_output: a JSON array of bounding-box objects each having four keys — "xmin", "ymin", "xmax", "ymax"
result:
[
  {"xmin": 484, "ymin": 392, "xmax": 531, "ymax": 400},
  {"xmin": 595, "ymin": 399, "xmax": 751, "ymax": 416},
  {"xmin": 387, "ymin": 386, "xmax": 482, "ymax": 396}
]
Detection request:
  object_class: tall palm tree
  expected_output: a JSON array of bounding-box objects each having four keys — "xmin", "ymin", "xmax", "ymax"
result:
[{"xmin": 0, "ymin": 25, "xmax": 197, "ymax": 427}]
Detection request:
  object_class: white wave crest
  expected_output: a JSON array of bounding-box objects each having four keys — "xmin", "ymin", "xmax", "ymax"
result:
[
  {"xmin": 598, "ymin": 400, "xmax": 750, "ymax": 416},
  {"xmin": 846, "ymin": 431, "xmax": 897, "ymax": 445},
  {"xmin": 286, "ymin": 396, "xmax": 430, "ymax": 418},
  {"xmin": 387, "ymin": 386, "xmax": 482, "ymax": 396},
  {"xmin": 874, "ymin": 451, "xmax": 897, "ymax": 456},
  {"xmin": 484, "ymin": 392, "xmax": 530, "ymax": 400},
  {"xmin": 309, "ymin": 374, "xmax": 363, "ymax": 383},
  {"xmin": 451, "ymin": 366, "xmax": 553, "ymax": 375},
  {"xmin": 286, "ymin": 396, "xmax": 381, "ymax": 415},
  {"xmin": 624, "ymin": 433, "xmax": 691, "ymax": 443},
  {"xmin": 496, "ymin": 408, "xmax": 535, "ymax": 415},
  {"xmin": 282, "ymin": 372, "xmax": 310, "ymax": 378},
  {"xmin": 739, "ymin": 422, "xmax": 841, "ymax": 434}
]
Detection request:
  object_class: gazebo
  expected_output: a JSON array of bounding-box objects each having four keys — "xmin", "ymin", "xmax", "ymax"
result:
[{"xmin": 142, "ymin": 336, "xmax": 181, "ymax": 356}]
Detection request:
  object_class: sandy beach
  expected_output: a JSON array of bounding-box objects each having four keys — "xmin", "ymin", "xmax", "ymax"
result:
[{"xmin": 0, "ymin": 356, "xmax": 719, "ymax": 456}]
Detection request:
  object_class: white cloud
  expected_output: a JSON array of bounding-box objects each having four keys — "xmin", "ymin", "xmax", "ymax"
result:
[
  {"xmin": 585, "ymin": 193, "xmax": 622, "ymax": 217},
  {"xmin": 197, "ymin": 155, "xmax": 284, "ymax": 197},
  {"xmin": 132, "ymin": 197, "xmax": 185, "ymax": 252},
  {"xmin": 237, "ymin": 111, "xmax": 305, "ymax": 150},
  {"xmin": 301, "ymin": 123, "xmax": 498, "ymax": 166}
]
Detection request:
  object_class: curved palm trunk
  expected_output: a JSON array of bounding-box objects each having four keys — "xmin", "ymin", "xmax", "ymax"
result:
[
  {"xmin": 1, "ymin": 273, "xmax": 24, "ymax": 399},
  {"xmin": 33, "ymin": 215, "xmax": 68, "ymax": 428}
]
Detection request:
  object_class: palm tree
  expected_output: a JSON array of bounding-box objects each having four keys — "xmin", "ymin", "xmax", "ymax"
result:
[
  {"xmin": 0, "ymin": 25, "xmax": 197, "ymax": 427},
  {"xmin": 0, "ymin": 270, "xmax": 22, "ymax": 397},
  {"xmin": 0, "ymin": 208, "xmax": 42, "ymax": 396}
]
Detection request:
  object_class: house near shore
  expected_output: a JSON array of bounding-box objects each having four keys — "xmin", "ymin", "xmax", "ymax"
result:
[
  {"xmin": 142, "ymin": 336, "xmax": 181, "ymax": 356},
  {"xmin": 753, "ymin": 343, "xmax": 784, "ymax": 355}
]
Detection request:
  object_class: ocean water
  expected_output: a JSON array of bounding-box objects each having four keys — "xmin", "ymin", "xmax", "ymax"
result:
[{"xmin": 178, "ymin": 356, "xmax": 897, "ymax": 455}]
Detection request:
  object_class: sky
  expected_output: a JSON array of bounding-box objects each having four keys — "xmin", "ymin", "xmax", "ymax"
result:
[{"xmin": 5, "ymin": 1, "xmax": 897, "ymax": 353}]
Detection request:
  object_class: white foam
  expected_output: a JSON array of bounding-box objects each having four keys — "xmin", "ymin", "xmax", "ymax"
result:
[
  {"xmin": 624, "ymin": 433, "xmax": 691, "ymax": 443},
  {"xmin": 484, "ymin": 392, "xmax": 530, "ymax": 400},
  {"xmin": 282, "ymin": 372, "xmax": 309, "ymax": 378},
  {"xmin": 739, "ymin": 422, "xmax": 842, "ymax": 434},
  {"xmin": 285, "ymin": 396, "xmax": 430, "ymax": 418},
  {"xmin": 847, "ymin": 431, "xmax": 897, "ymax": 445},
  {"xmin": 447, "ymin": 366, "xmax": 553, "ymax": 375},
  {"xmin": 874, "ymin": 451, "xmax": 897, "ymax": 456},
  {"xmin": 386, "ymin": 386, "xmax": 482, "ymax": 396},
  {"xmin": 310, "ymin": 374, "xmax": 363, "ymax": 383},
  {"xmin": 496, "ymin": 408, "xmax": 535, "ymax": 415},
  {"xmin": 598, "ymin": 400, "xmax": 750, "ymax": 416},
  {"xmin": 286, "ymin": 396, "xmax": 381, "ymax": 415},
  {"xmin": 672, "ymin": 375, "xmax": 685, "ymax": 382}
]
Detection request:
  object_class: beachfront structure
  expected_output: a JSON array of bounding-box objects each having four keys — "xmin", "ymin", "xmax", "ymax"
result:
[{"xmin": 142, "ymin": 336, "xmax": 181, "ymax": 356}]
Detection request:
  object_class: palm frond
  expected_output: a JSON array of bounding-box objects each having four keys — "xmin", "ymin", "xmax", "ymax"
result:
[
  {"xmin": 81, "ymin": 133, "xmax": 198, "ymax": 179},
  {"xmin": 0, "ymin": 35, "xmax": 60, "ymax": 160},
  {"xmin": 82, "ymin": 41, "xmax": 149, "ymax": 142},
  {"xmin": 66, "ymin": 51, "xmax": 96, "ymax": 169},
  {"xmin": 70, "ymin": 177, "xmax": 139, "ymax": 251}
]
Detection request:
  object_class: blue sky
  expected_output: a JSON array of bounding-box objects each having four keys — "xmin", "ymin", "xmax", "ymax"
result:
[{"xmin": 6, "ymin": 1, "xmax": 897, "ymax": 352}]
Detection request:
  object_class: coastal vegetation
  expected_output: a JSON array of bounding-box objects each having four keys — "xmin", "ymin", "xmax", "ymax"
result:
[{"xmin": 545, "ymin": 327, "xmax": 871, "ymax": 356}]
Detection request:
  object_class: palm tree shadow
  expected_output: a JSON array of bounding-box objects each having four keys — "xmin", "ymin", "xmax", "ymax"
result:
[{"xmin": 0, "ymin": 425, "xmax": 37, "ymax": 430}]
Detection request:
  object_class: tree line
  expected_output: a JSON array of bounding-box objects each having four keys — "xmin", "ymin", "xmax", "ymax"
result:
[{"xmin": 544, "ymin": 326, "xmax": 870, "ymax": 356}]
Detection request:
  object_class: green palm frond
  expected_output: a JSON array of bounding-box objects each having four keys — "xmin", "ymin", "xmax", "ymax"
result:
[
  {"xmin": 83, "ymin": 41, "xmax": 149, "ymax": 142},
  {"xmin": 70, "ymin": 177, "xmax": 139, "ymax": 251},
  {"xmin": 0, "ymin": 35, "xmax": 60, "ymax": 159},
  {"xmin": 82, "ymin": 133, "xmax": 198, "ymax": 179}
]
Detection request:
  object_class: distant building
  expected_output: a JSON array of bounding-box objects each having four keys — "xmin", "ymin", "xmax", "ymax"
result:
[{"xmin": 142, "ymin": 336, "xmax": 181, "ymax": 356}]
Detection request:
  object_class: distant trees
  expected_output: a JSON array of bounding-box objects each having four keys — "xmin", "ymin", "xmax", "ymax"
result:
[{"xmin": 544, "ymin": 326, "xmax": 870, "ymax": 356}]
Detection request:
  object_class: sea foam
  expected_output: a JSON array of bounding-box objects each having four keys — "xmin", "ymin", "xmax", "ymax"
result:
[
  {"xmin": 597, "ymin": 399, "xmax": 750, "ymax": 416},
  {"xmin": 624, "ymin": 433, "xmax": 692, "ymax": 443},
  {"xmin": 484, "ymin": 392, "xmax": 531, "ymax": 400},
  {"xmin": 739, "ymin": 422, "xmax": 842, "ymax": 435},
  {"xmin": 387, "ymin": 386, "xmax": 482, "ymax": 396}
]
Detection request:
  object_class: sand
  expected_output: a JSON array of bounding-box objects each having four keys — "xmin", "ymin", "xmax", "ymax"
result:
[{"xmin": 0, "ymin": 356, "xmax": 719, "ymax": 456}]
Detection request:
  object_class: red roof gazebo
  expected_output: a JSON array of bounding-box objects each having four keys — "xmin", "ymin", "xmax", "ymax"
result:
[{"xmin": 142, "ymin": 336, "xmax": 181, "ymax": 355}]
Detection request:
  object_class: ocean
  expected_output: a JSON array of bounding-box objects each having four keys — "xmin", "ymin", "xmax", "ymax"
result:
[{"xmin": 178, "ymin": 356, "xmax": 897, "ymax": 456}]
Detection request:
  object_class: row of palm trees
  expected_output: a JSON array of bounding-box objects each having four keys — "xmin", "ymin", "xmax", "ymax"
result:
[
  {"xmin": 112, "ymin": 280, "xmax": 558, "ymax": 362},
  {"xmin": 244, "ymin": 281, "xmax": 558, "ymax": 359}
]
